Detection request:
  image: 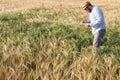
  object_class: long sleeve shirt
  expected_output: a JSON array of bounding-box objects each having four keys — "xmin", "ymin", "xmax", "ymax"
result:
[{"xmin": 87, "ymin": 5, "xmax": 106, "ymax": 35}]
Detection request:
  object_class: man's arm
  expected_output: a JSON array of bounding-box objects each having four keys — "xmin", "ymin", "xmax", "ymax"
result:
[{"xmin": 83, "ymin": 20, "xmax": 91, "ymax": 23}]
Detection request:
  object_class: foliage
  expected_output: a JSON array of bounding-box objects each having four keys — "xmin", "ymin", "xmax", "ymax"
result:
[{"xmin": 0, "ymin": 3, "xmax": 120, "ymax": 80}]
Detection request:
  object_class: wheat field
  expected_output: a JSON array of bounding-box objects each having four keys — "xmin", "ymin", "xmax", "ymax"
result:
[{"xmin": 0, "ymin": 0, "xmax": 120, "ymax": 80}]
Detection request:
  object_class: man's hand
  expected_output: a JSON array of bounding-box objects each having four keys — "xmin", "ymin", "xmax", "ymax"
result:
[
  {"xmin": 82, "ymin": 21, "xmax": 91, "ymax": 28},
  {"xmin": 85, "ymin": 23, "xmax": 91, "ymax": 27},
  {"xmin": 82, "ymin": 20, "xmax": 87, "ymax": 23}
]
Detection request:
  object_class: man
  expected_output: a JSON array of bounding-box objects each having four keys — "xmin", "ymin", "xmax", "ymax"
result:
[{"xmin": 82, "ymin": 1, "xmax": 106, "ymax": 48}]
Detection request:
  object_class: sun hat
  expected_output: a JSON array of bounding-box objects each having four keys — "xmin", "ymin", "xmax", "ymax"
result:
[{"xmin": 82, "ymin": 1, "xmax": 92, "ymax": 9}]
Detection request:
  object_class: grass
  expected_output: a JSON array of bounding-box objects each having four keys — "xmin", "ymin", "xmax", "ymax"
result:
[{"xmin": 0, "ymin": 0, "xmax": 120, "ymax": 80}]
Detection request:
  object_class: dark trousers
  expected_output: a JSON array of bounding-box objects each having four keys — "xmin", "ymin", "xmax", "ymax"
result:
[{"xmin": 93, "ymin": 29, "xmax": 106, "ymax": 47}]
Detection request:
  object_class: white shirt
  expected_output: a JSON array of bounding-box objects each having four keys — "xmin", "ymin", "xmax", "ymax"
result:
[{"xmin": 87, "ymin": 5, "xmax": 106, "ymax": 35}]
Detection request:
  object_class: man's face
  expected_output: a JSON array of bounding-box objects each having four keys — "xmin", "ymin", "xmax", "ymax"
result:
[{"xmin": 84, "ymin": 6, "xmax": 92, "ymax": 13}]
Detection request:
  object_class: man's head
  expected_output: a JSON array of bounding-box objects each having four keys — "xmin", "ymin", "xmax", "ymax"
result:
[{"xmin": 82, "ymin": 1, "xmax": 93, "ymax": 13}]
